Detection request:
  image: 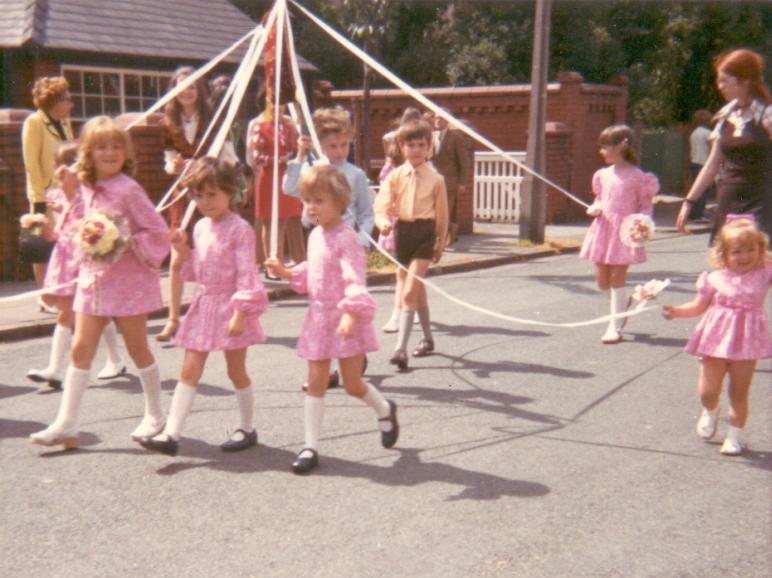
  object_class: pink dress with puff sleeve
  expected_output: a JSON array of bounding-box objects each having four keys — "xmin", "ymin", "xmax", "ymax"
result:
[
  {"xmin": 43, "ymin": 187, "xmax": 83, "ymax": 297},
  {"xmin": 290, "ymin": 222, "xmax": 378, "ymax": 361},
  {"xmin": 73, "ymin": 173, "xmax": 170, "ymax": 317},
  {"xmin": 579, "ymin": 165, "xmax": 659, "ymax": 265},
  {"xmin": 684, "ymin": 262, "xmax": 772, "ymax": 360},
  {"xmin": 175, "ymin": 213, "xmax": 268, "ymax": 352}
]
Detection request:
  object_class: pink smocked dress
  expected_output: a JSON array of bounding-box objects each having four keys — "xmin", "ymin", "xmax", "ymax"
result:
[
  {"xmin": 175, "ymin": 213, "xmax": 268, "ymax": 352},
  {"xmin": 684, "ymin": 263, "xmax": 772, "ymax": 360},
  {"xmin": 580, "ymin": 165, "xmax": 659, "ymax": 265},
  {"xmin": 290, "ymin": 222, "xmax": 378, "ymax": 360},
  {"xmin": 43, "ymin": 188, "xmax": 83, "ymax": 297},
  {"xmin": 73, "ymin": 173, "xmax": 170, "ymax": 317}
]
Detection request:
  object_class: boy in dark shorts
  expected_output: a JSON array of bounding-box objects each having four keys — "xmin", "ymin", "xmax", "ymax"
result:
[{"xmin": 375, "ymin": 120, "xmax": 448, "ymax": 370}]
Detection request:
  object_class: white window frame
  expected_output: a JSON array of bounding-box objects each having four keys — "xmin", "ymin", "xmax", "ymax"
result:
[{"xmin": 61, "ymin": 64, "xmax": 174, "ymax": 120}]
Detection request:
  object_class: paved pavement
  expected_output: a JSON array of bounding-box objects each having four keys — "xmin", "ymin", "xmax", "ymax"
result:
[{"xmin": 0, "ymin": 195, "xmax": 705, "ymax": 342}]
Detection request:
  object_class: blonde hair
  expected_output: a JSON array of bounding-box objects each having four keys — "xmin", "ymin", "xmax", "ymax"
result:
[
  {"xmin": 182, "ymin": 156, "xmax": 240, "ymax": 198},
  {"xmin": 312, "ymin": 106, "xmax": 354, "ymax": 140},
  {"xmin": 709, "ymin": 217, "xmax": 771, "ymax": 269},
  {"xmin": 298, "ymin": 165, "xmax": 351, "ymax": 214},
  {"xmin": 32, "ymin": 76, "xmax": 70, "ymax": 111},
  {"xmin": 77, "ymin": 116, "xmax": 135, "ymax": 183},
  {"xmin": 54, "ymin": 142, "xmax": 79, "ymax": 167},
  {"xmin": 598, "ymin": 124, "xmax": 638, "ymax": 165}
]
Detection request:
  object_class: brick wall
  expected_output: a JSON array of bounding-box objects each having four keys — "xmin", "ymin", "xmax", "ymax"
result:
[{"xmin": 331, "ymin": 71, "xmax": 627, "ymax": 225}]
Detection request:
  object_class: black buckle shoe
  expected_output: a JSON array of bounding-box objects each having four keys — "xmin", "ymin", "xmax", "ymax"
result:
[
  {"xmin": 139, "ymin": 434, "xmax": 179, "ymax": 456},
  {"xmin": 389, "ymin": 350, "xmax": 408, "ymax": 370},
  {"xmin": 379, "ymin": 400, "xmax": 399, "ymax": 448},
  {"xmin": 292, "ymin": 448, "xmax": 319, "ymax": 474},
  {"xmin": 412, "ymin": 339, "xmax": 434, "ymax": 358},
  {"xmin": 220, "ymin": 428, "xmax": 257, "ymax": 452}
]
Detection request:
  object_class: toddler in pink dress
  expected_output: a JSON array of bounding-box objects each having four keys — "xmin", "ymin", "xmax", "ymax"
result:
[
  {"xmin": 663, "ymin": 216, "xmax": 771, "ymax": 455},
  {"xmin": 579, "ymin": 125, "xmax": 659, "ymax": 344},
  {"xmin": 141, "ymin": 157, "xmax": 268, "ymax": 457},
  {"xmin": 267, "ymin": 165, "xmax": 398, "ymax": 475},
  {"xmin": 31, "ymin": 116, "xmax": 170, "ymax": 450}
]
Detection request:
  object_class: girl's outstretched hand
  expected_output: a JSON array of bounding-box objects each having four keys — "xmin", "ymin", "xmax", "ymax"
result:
[
  {"xmin": 661, "ymin": 304, "xmax": 677, "ymax": 320},
  {"xmin": 675, "ymin": 203, "xmax": 691, "ymax": 232},
  {"xmin": 228, "ymin": 310, "xmax": 245, "ymax": 337},
  {"xmin": 56, "ymin": 164, "xmax": 79, "ymax": 200},
  {"xmin": 170, "ymin": 229, "xmax": 191, "ymax": 262},
  {"xmin": 264, "ymin": 257, "xmax": 290, "ymax": 279},
  {"xmin": 336, "ymin": 312, "xmax": 356, "ymax": 338}
]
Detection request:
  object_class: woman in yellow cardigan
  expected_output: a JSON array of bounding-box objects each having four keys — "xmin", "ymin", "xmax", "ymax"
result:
[{"xmin": 22, "ymin": 76, "xmax": 74, "ymax": 295}]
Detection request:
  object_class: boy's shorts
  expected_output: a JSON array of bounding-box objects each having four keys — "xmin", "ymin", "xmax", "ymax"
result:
[{"xmin": 395, "ymin": 219, "xmax": 435, "ymax": 265}]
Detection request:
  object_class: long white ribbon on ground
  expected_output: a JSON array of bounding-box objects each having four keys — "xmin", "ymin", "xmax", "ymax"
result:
[{"xmin": 290, "ymin": 0, "xmax": 590, "ymax": 209}]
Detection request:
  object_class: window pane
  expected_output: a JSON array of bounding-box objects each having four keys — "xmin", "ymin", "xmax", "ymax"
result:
[
  {"xmin": 104, "ymin": 97, "xmax": 121, "ymax": 115},
  {"xmin": 125, "ymin": 75, "xmax": 140, "ymax": 96},
  {"xmin": 125, "ymin": 97, "xmax": 142, "ymax": 112},
  {"xmin": 71, "ymin": 95, "xmax": 84, "ymax": 119},
  {"xmin": 63, "ymin": 70, "xmax": 82, "ymax": 92},
  {"xmin": 85, "ymin": 96, "xmax": 102, "ymax": 117},
  {"xmin": 103, "ymin": 73, "xmax": 119, "ymax": 96},
  {"xmin": 142, "ymin": 76, "xmax": 158, "ymax": 97},
  {"xmin": 84, "ymin": 72, "xmax": 101, "ymax": 95},
  {"xmin": 159, "ymin": 76, "xmax": 170, "ymax": 94}
]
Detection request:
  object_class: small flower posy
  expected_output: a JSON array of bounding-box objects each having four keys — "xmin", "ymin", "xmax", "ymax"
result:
[
  {"xmin": 19, "ymin": 213, "xmax": 48, "ymax": 230},
  {"xmin": 74, "ymin": 210, "xmax": 129, "ymax": 263},
  {"xmin": 620, "ymin": 213, "xmax": 655, "ymax": 248},
  {"xmin": 631, "ymin": 278, "xmax": 671, "ymax": 303}
]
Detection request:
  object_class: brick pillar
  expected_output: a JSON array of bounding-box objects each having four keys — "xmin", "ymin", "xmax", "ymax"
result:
[
  {"xmin": 544, "ymin": 122, "xmax": 577, "ymax": 223},
  {"xmin": 116, "ymin": 113, "xmax": 173, "ymax": 206}
]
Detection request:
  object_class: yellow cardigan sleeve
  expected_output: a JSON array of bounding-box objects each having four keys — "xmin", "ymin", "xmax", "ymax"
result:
[{"xmin": 22, "ymin": 113, "xmax": 49, "ymax": 204}]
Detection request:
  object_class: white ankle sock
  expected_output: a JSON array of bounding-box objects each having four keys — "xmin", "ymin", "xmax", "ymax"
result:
[
  {"xmin": 234, "ymin": 384, "xmax": 255, "ymax": 432},
  {"xmin": 304, "ymin": 395, "xmax": 325, "ymax": 450},
  {"xmin": 102, "ymin": 321, "xmax": 123, "ymax": 365},
  {"xmin": 46, "ymin": 324, "xmax": 72, "ymax": 378},
  {"xmin": 52, "ymin": 366, "xmax": 90, "ymax": 431},
  {"xmin": 137, "ymin": 362, "xmax": 164, "ymax": 422},
  {"xmin": 726, "ymin": 425, "xmax": 743, "ymax": 441},
  {"xmin": 164, "ymin": 381, "xmax": 197, "ymax": 440}
]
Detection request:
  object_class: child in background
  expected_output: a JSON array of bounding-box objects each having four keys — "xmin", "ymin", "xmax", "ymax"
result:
[
  {"xmin": 266, "ymin": 165, "xmax": 398, "ymax": 475},
  {"xmin": 663, "ymin": 216, "xmax": 771, "ymax": 455},
  {"xmin": 26, "ymin": 143, "xmax": 125, "ymax": 390},
  {"xmin": 374, "ymin": 119, "xmax": 448, "ymax": 370},
  {"xmin": 30, "ymin": 116, "xmax": 170, "ymax": 449},
  {"xmin": 579, "ymin": 124, "xmax": 659, "ymax": 344},
  {"xmin": 141, "ymin": 158, "xmax": 268, "ymax": 456}
]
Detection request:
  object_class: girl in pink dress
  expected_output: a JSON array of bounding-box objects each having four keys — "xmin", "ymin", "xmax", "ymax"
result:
[
  {"xmin": 26, "ymin": 144, "xmax": 125, "ymax": 389},
  {"xmin": 140, "ymin": 158, "xmax": 268, "ymax": 456},
  {"xmin": 30, "ymin": 116, "xmax": 170, "ymax": 450},
  {"xmin": 579, "ymin": 125, "xmax": 659, "ymax": 344},
  {"xmin": 266, "ymin": 165, "xmax": 398, "ymax": 474},
  {"xmin": 663, "ymin": 216, "xmax": 771, "ymax": 455}
]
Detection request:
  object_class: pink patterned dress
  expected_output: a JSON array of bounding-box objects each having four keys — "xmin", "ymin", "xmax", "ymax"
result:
[
  {"xmin": 290, "ymin": 222, "xmax": 378, "ymax": 360},
  {"xmin": 175, "ymin": 213, "xmax": 268, "ymax": 352},
  {"xmin": 43, "ymin": 188, "xmax": 83, "ymax": 297},
  {"xmin": 579, "ymin": 165, "xmax": 659, "ymax": 265},
  {"xmin": 73, "ymin": 173, "xmax": 170, "ymax": 317},
  {"xmin": 684, "ymin": 262, "xmax": 772, "ymax": 360}
]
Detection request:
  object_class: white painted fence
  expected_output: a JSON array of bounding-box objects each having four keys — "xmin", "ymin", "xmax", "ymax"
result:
[{"xmin": 473, "ymin": 151, "xmax": 527, "ymax": 223}]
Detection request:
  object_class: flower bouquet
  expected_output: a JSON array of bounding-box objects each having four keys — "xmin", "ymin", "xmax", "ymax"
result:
[
  {"xmin": 620, "ymin": 213, "xmax": 655, "ymax": 254},
  {"xmin": 632, "ymin": 278, "xmax": 671, "ymax": 304},
  {"xmin": 74, "ymin": 210, "xmax": 129, "ymax": 264},
  {"xmin": 18, "ymin": 213, "xmax": 55, "ymax": 263}
]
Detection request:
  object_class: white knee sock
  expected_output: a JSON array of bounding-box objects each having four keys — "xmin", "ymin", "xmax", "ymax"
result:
[
  {"xmin": 611, "ymin": 287, "xmax": 628, "ymax": 331},
  {"xmin": 101, "ymin": 321, "xmax": 124, "ymax": 365},
  {"xmin": 304, "ymin": 395, "xmax": 325, "ymax": 450},
  {"xmin": 45, "ymin": 324, "xmax": 73, "ymax": 378},
  {"xmin": 137, "ymin": 362, "xmax": 164, "ymax": 422},
  {"xmin": 234, "ymin": 384, "xmax": 255, "ymax": 432},
  {"xmin": 395, "ymin": 310, "xmax": 415, "ymax": 352},
  {"xmin": 52, "ymin": 366, "xmax": 90, "ymax": 431},
  {"xmin": 416, "ymin": 307, "xmax": 433, "ymax": 342},
  {"xmin": 361, "ymin": 383, "xmax": 392, "ymax": 432},
  {"xmin": 163, "ymin": 381, "xmax": 197, "ymax": 440}
]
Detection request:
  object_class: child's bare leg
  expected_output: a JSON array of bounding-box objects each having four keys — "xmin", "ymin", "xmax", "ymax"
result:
[
  {"xmin": 595, "ymin": 263, "xmax": 611, "ymax": 291},
  {"xmin": 608, "ymin": 264, "xmax": 629, "ymax": 288},
  {"xmin": 56, "ymin": 296, "xmax": 74, "ymax": 329},
  {"xmin": 116, "ymin": 314, "xmax": 165, "ymax": 439},
  {"xmin": 726, "ymin": 360, "xmax": 756, "ymax": 428},
  {"xmin": 221, "ymin": 348, "xmax": 257, "ymax": 450},
  {"xmin": 71, "ymin": 313, "xmax": 108, "ymax": 370},
  {"xmin": 340, "ymin": 354, "xmax": 398, "ymax": 446}
]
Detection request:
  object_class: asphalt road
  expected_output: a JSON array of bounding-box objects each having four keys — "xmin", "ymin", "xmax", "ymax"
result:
[{"xmin": 1, "ymin": 232, "xmax": 769, "ymax": 577}]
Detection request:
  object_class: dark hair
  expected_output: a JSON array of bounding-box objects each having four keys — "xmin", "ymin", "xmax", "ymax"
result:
[
  {"xmin": 692, "ymin": 109, "xmax": 712, "ymax": 128},
  {"xmin": 209, "ymin": 74, "xmax": 231, "ymax": 110},
  {"xmin": 182, "ymin": 156, "xmax": 241, "ymax": 198},
  {"xmin": 598, "ymin": 124, "xmax": 638, "ymax": 165},
  {"xmin": 716, "ymin": 48, "xmax": 770, "ymax": 102},
  {"xmin": 397, "ymin": 119, "xmax": 433, "ymax": 146},
  {"xmin": 164, "ymin": 67, "xmax": 212, "ymax": 137}
]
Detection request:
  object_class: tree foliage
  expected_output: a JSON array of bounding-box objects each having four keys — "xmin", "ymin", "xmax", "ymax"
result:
[{"xmin": 232, "ymin": 0, "xmax": 772, "ymax": 127}]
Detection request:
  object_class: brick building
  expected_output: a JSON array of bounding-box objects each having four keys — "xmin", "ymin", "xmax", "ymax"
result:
[{"xmin": 331, "ymin": 71, "xmax": 628, "ymax": 230}]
